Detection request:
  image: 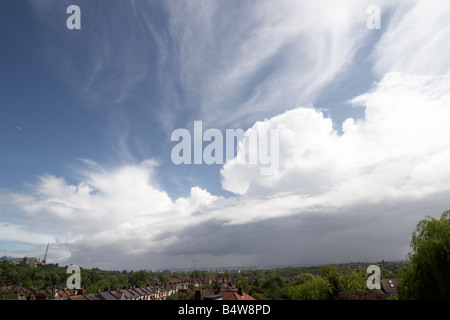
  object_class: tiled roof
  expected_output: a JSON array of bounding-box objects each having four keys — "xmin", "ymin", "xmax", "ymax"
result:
[
  {"xmin": 125, "ymin": 289, "xmax": 140, "ymax": 299},
  {"xmin": 133, "ymin": 287, "xmax": 147, "ymax": 296},
  {"xmin": 132, "ymin": 288, "xmax": 144, "ymax": 296},
  {"xmin": 110, "ymin": 291, "xmax": 125, "ymax": 300},
  {"xmin": 190, "ymin": 287, "xmax": 255, "ymax": 300},
  {"xmin": 140, "ymin": 287, "xmax": 152, "ymax": 295},
  {"xmin": 120, "ymin": 290, "xmax": 133, "ymax": 299},
  {"xmin": 220, "ymin": 290, "xmax": 255, "ymax": 300},
  {"xmin": 97, "ymin": 291, "xmax": 117, "ymax": 300},
  {"xmin": 84, "ymin": 293, "xmax": 102, "ymax": 300},
  {"xmin": 70, "ymin": 295, "xmax": 89, "ymax": 300},
  {"xmin": 381, "ymin": 278, "xmax": 400, "ymax": 295}
]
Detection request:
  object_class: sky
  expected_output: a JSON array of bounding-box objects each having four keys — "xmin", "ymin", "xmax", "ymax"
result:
[{"xmin": 1, "ymin": 0, "xmax": 450, "ymax": 271}]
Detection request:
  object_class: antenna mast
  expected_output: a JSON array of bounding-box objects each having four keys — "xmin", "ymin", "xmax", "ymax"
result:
[
  {"xmin": 42, "ymin": 242, "xmax": 49, "ymax": 265},
  {"xmin": 192, "ymin": 259, "xmax": 200, "ymax": 289}
]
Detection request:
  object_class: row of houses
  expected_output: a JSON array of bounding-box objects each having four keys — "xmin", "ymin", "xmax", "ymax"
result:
[
  {"xmin": 5, "ymin": 280, "xmax": 257, "ymax": 301},
  {"xmin": 65, "ymin": 284, "xmax": 187, "ymax": 300},
  {"xmin": 5, "ymin": 283, "xmax": 188, "ymax": 300}
]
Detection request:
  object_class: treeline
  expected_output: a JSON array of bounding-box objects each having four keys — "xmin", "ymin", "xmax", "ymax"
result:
[
  {"xmin": 0, "ymin": 261, "xmax": 401, "ymax": 300},
  {"xmin": 80, "ymin": 269, "xmax": 176, "ymax": 293},
  {"xmin": 237, "ymin": 265, "xmax": 390, "ymax": 300},
  {"xmin": 0, "ymin": 262, "xmax": 68, "ymax": 291}
]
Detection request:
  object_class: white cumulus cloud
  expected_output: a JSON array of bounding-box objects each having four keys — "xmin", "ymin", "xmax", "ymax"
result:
[{"xmin": 221, "ymin": 72, "xmax": 450, "ymax": 219}]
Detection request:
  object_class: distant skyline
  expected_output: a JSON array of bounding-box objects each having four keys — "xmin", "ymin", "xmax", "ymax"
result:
[{"xmin": 1, "ymin": 0, "xmax": 450, "ymax": 271}]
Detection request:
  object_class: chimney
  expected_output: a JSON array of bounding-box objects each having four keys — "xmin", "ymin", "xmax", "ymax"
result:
[
  {"xmin": 195, "ymin": 290, "xmax": 201, "ymax": 300},
  {"xmin": 238, "ymin": 287, "xmax": 243, "ymax": 297}
]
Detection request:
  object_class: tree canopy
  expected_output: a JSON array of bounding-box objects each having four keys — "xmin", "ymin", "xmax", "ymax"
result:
[{"xmin": 397, "ymin": 210, "xmax": 450, "ymax": 299}]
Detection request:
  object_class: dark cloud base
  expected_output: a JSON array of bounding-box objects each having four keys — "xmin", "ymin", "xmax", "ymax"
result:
[{"xmin": 61, "ymin": 194, "xmax": 449, "ymax": 271}]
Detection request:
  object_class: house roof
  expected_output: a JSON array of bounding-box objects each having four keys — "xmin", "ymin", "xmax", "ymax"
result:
[
  {"xmin": 140, "ymin": 287, "xmax": 153, "ymax": 295},
  {"xmin": 120, "ymin": 290, "xmax": 134, "ymax": 299},
  {"xmin": 189, "ymin": 287, "xmax": 255, "ymax": 300},
  {"xmin": 70, "ymin": 295, "xmax": 89, "ymax": 300},
  {"xmin": 133, "ymin": 287, "xmax": 147, "ymax": 296},
  {"xmin": 220, "ymin": 289, "xmax": 256, "ymax": 301},
  {"xmin": 58, "ymin": 289, "xmax": 77, "ymax": 298},
  {"xmin": 6, "ymin": 293, "xmax": 27, "ymax": 300},
  {"xmin": 125, "ymin": 289, "xmax": 140, "ymax": 299},
  {"xmin": 131, "ymin": 288, "xmax": 145, "ymax": 297},
  {"xmin": 110, "ymin": 291, "xmax": 125, "ymax": 300},
  {"xmin": 381, "ymin": 278, "xmax": 400, "ymax": 295},
  {"xmin": 188, "ymin": 289, "xmax": 215, "ymax": 300},
  {"xmin": 84, "ymin": 294, "xmax": 102, "ymax": 300},
  {"xmin": 98, "ymin": 291, "xmax": 118, "ymax": 300}
]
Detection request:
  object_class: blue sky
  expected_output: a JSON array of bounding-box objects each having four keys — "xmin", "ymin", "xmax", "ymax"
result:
[
  {"xmin": 1, "ymin": 0, "xmax": 450, "ymax": 270},
  {"xmin": 0, "ymin": 0, "xmax": 375, "ymax": 197}
]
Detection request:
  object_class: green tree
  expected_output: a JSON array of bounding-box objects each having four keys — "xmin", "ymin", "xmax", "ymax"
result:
[
  {"xmin": 398, "ymin": 210, "xmax": 450, "ymax": 300},
  {"xmin": 295, "ymin": 273, "xmax": 314, "ymax": 285},
  {"xmin": 319, "ymin": 265, "xmax": 338, "ymax": 278},
  {"xmin": 130, "ymin": 270, "xmax": 150, "ymax": 286},
  {"xmin": 87, "ymin": 279, "xmax": 111, "ymax": 293},
  {"xmin": 287, "ymin": 277, "xmax": 332, "ymax": 300},
  {"xmin": 112, "ymin": 274, "xmax": 128, "ymax": 289},
  {"xmin": 318, "ymin": 265, "xmax": 341, "ymax": 299},
  {"xmin": 340, "ymin": 270, "xmax": 366, "ymax": 293},
  {"xmin": 158, "ymin": 273, "xmax": 171, "ymax": 286},
  {"xmin": 261, "ymin": 275, "xmax": 286, "ymax": 300},
  {"xmin": 34, "ymin": 279, "xmax": 44, "ymax": 290}
]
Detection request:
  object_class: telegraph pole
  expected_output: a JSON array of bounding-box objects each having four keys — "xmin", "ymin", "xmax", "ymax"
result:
[
  {"xmin": 192, "ymin": 259, "xmax": 200, "ymax": 296},
  {"xmin": 192, "ymin": 260, "xmax": 198, "ymax": 284}
]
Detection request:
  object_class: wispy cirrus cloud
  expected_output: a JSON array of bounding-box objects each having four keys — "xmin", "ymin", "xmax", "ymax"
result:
[
  {"xmin": 160, "ymin": 0, "xmax": 393, "ymax": 129},
  {"xmin": 27, "ymin": 0, "xmax": 391, "ymax": 159},
  {"xmin": 28, "ymin": 0, "xmax": 155, "ymax": 107},
  {"xmin": 373, "ymin": 0, "xmax": 450, "ymax": 77}
]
